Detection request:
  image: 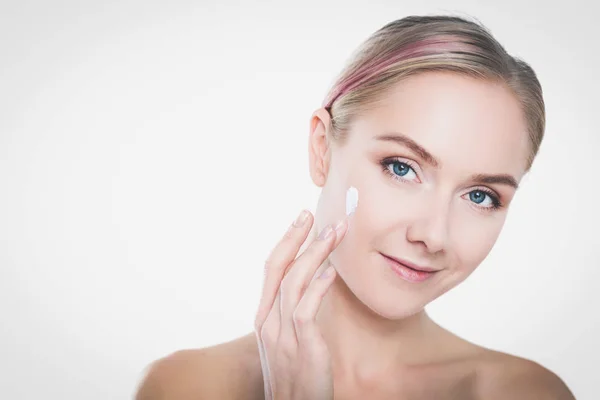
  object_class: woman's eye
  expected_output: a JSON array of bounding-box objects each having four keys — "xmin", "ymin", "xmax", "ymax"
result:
[
  {"xmin": 467, "ymin": 190, "xmax": 501, "ymax": 210},
  {"xmin": 382, "ymin": 159, "xmax": 503, "ymax": 211},
  {"xmin": 386, "ymin": 161, "xmax": 418, "ymax": 181}
]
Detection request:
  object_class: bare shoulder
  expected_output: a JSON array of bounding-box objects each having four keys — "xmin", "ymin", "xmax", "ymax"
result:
[
  {"xmin": 134, "ymin": 332, "xmax": 263, "ymax": 400},
  {"xmin": 474, "ymin": 350, "xmax": 575, "ymax": 399}
]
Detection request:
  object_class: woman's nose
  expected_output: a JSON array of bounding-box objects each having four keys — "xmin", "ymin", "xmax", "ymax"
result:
[{"xmin": 405, "ymin": 199, "xmax": 450, "ymax": 255}]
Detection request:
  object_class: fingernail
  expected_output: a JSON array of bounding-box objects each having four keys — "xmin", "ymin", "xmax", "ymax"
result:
[
  {"xmin": 293, "ymin": 210, "xmax": 309, "ymax": 227},
  {"xmin": 317, "ymin": 225, "xmax": 334, "ymax": 240},
  {"xmin": 319, "ymin": 266, "xmax": 334, "ymax": 279}
]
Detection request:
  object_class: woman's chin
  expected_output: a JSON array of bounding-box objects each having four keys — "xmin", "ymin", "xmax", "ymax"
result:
[
  {"xmin": 335, "ymin": 272, "xmax": 430, "ymax": 321},
  {"xmin": 361, "ymin": 290, "xmax": 429, "ymax": 320}
]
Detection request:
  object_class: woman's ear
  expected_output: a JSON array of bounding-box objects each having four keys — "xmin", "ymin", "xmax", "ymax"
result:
[{"xmin": 308, "ymin": 108, "xmax": 332, "ymax": 187}]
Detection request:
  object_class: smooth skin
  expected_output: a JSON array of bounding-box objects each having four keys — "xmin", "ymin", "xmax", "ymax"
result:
[{"xmin": 135, "ymin": 72, "xmax": 575, "ymax": 400}]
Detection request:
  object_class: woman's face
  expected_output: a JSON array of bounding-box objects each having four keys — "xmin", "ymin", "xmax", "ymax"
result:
[{"xmin": 311, "ymin": 71, "xmax": 530, "ymax": 319}]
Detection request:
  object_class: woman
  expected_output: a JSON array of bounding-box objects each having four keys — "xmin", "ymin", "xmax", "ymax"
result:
[{"xmin": 135, "ymin": 15, "xmax": 575, "ymax": 399}]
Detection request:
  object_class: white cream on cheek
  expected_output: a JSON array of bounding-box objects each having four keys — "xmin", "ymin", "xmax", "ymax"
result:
[{"xmin": 346, "ymin": 186, "xmax": 359, "ymax": 216}]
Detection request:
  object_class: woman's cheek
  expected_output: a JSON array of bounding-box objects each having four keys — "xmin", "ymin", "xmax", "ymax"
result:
[
  {"xmin": 359, "ymin": 178, "xmax": 424, "ymax": 231},
  {"xmin": 453, "ymin": 220, "xmax": 504, "ymax": 270},
  {"xmin": 331, "ymin": 182, "xmax": 395, "ymax": 261},
  {"xmin": 315, "ymin": 179, "xmax": 346, "ymax": 231}
]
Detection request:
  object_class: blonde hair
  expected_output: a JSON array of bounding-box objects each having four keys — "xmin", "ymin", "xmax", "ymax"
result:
[{"xmin": 322, "ymin": 15, "xmax": 545, "ymax": 171}]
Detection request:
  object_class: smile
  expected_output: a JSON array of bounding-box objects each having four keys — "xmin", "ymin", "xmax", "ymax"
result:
[{"xmin": 380, "ymin": 253, "xmax": 440, "ymax": 283}]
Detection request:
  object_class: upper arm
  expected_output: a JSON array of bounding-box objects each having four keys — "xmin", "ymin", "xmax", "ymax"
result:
[{"xmin": 477, "ymin": 357, "xmax": 575, "ymax": 400}]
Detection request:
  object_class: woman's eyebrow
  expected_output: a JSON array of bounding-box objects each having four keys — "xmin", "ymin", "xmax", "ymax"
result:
[
  {"xmin": 375, "ymin": 132, "xmax": 440, "ymax": 168},
  {"xmin": 469, "ymin": 173, "xmax": 519, "ymax": 189},
  {"xmin": 375, "ymin": 132, "xmax": 519, "ymax": 189}
]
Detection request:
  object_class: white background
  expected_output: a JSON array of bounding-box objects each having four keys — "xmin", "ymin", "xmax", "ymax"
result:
[{"xmin": 1, "ymin": 0, "xmax": 598, "ymax": 399}]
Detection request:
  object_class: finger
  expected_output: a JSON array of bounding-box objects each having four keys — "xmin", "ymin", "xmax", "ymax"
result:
[
  {"xmin": 255, "ymin": 210, "xmax": 313, "ymax": 330},
  {"xmin": 259, "ymin": 288, "xmax": 282, "ymax": 350},
  {"xmin": 293, "ymin": 265, "xmax": 337, "ymax": 350},
  {"xmin": 281, "ymin": 217, "xmax": 348, "ymax": 313},
  {"xmin": 258, "ymin": 292, "xmax": 286, "ymax": 386},
  {"xmin": 296, "ymin": 216, "xmax": 318, "ymax": 259},
  {"xmin": 279, "ymin": 217, "xmax": 348, "ymax": 339}
]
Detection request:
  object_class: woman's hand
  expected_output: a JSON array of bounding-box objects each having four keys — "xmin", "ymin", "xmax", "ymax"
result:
[{"xmin": 254, "ymin": 210, "xmax": 348, "ymax": 400}]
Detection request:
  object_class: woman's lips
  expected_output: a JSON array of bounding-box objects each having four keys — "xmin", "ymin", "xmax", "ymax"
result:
[{"xmin": 380, "ymin": 253, "xmax": 439, "ymax": 283}]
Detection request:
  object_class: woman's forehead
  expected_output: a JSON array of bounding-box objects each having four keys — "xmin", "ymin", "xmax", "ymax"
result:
[{"xmin": 345, "ymin": 73, "xmax": 530, "ymax": 176}]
